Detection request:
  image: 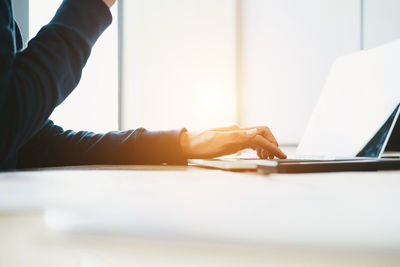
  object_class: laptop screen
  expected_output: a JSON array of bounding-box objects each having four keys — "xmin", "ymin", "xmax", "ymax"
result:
[{"xmin": 297, "ymin": 40, "xmax": 400, "ymax": 158}]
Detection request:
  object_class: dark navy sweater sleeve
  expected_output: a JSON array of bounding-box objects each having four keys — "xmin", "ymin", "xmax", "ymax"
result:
[
  {"xmin": 17, "ymin": 121, "xmax": 187, "ymax": 168},
  {"xmin": 0, "ymin": 0, "xmax": 187, "ymax": 169},
  {"xmin": 0, "ymin": 0, "xmax": 111, "ymax": 167}
]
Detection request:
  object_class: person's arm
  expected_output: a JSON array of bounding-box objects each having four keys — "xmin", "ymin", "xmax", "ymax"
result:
[
  {"xmin": 0, "ymin": 0, "xmax": 111, "ymax": 164},
  {"xmin": 17, "ymin": 121, "xmax": 286, "ymax": 169},
  {"xmin": 17, "ymin": 121, "xmax": 187, "ymax": 168}
]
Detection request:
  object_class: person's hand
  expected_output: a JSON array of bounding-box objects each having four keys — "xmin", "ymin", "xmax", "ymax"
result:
[
  {"xmin": 180, "ymin": 125, "xmax": 287, "ymax": 159},
  {"xmin": 102, "ymin": 0, "xmax": 116, "ymax": 8}
]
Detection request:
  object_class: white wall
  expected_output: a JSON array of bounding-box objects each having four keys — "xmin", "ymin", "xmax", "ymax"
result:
[
  {"xmin": 121, "ymin": 0, "xmax": 237, "ymax": 131},
  {"xmin": 29, "ymin": 1, "xmax": 119, "ymax": 133},
  {"xmin": 239, "ymin": 0, "xmax": 361, "ymax": 144},
  {"xmin": 364, "ymin": 0, "xmax": 400, "ymax": 49}
]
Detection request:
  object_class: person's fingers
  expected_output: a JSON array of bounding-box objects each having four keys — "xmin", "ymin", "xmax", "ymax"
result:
[
  {"xmin": 262, "ymin": 149, "xmax": 267, "ymax": 159},
  {"xmin": 244, "ymin": 128, "xmax": 277, "ymax": 148},
  {"xmin": 259, "ymin": 127, "xmax": 278, "ymax": 147},
  {"xmin": 257, "ymin": 147, "xmax": 275, "ymax": 159},
  {"xmin": 234, "ymin": 129, "xmax": 257, "ymax": 151},
  {"xmin": 250, "ymin": 144, "xmax": 257, "ymax": 150},
  {"xmin": 252, "ymin": 135, "xmax": 287, "ymax": 159},
  {"xmin": 269, "ymin": 152, "xmax": 274, "ymax": 159},
  {"xmin": 218, "ymin": 125, "xmax": 279, "ymax": 150},
  {"xmin": 243, "ymin": 126, "xmax": 278, "ymax": 146},
  {"xmin": 256, "ymin": 147, "xmax": 262, "ymax": 158},
  {"xmin": 229, "ymin": 129, "xmax": 286, "ymax": 159},
  {"xmin": 237, "ymin": 129, "xmax": 270, "ymax": 148}
]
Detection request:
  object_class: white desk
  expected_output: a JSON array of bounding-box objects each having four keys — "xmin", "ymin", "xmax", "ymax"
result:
[{"xmin": 1, "ymin": 165, "xmax": 400, "ymax": 267}]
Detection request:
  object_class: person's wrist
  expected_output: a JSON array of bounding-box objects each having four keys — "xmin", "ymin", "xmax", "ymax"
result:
[{"xmin": 180, "ymin": 131, "xmax": 191, "ymax": 157}]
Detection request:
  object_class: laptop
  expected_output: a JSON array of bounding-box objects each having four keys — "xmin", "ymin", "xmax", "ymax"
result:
[{"xmin": 190, "ymin": 40, "xmax": 400, "ymax": 173}]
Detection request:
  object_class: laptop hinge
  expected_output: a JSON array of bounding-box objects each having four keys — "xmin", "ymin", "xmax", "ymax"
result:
[{"xmin": 357, "ymin": 104, "xmax": 400, "ymax": 158}]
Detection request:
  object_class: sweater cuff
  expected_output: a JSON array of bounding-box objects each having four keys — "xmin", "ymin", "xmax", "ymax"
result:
[
  {"xmin": 50, "ymin": 0, "xmax": 112, "ymax": 46},
  {"xmin": 135, "ymin": 128, "xmax": 188, "ymax": 165}
]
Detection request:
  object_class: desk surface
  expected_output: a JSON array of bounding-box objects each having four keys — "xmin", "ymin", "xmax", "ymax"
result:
[{"xmin": 1, "ymin": 165, "xmax": 400, "ymax": 267}]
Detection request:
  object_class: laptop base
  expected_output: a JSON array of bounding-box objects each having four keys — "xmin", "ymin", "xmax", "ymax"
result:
[{"xmin": 257, "ymin": 159, "xmax": 400, "ymax": 174}]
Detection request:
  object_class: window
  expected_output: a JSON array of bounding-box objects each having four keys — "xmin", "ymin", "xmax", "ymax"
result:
[{"xmin": 120, "ymin": 0, "xmax": 237, "ymax": 131}]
